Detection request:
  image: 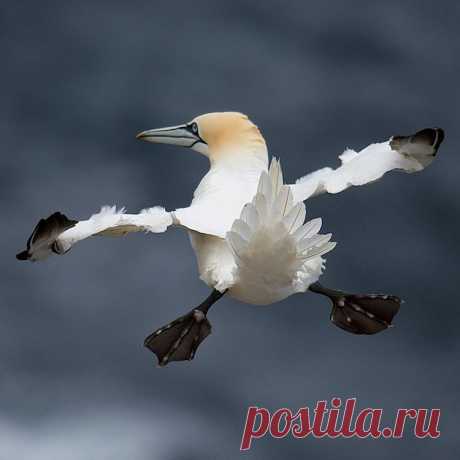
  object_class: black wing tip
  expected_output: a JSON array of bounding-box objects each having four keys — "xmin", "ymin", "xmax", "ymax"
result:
[
  {"xmin": 391, "ymin": 127, "xmax": 445, "ymax": 156},
  {"xmin": 413, "ymin": 127, "xmax": 445, "ymax": 151},
  {"xmin": 18, "ymin": 211, "xmax": 78, "ymax": 261},
  {"xmin": 47, "ymin": 212, "xmax": 78, "ymax": 228}
]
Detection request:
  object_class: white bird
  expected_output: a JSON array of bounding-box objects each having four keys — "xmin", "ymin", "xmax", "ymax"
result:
[{"xmin": 17, "ymin": 112, "xmax": 444, "ymax": 366}]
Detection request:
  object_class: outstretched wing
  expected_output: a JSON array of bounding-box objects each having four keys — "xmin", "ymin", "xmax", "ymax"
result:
[
  {"xmin": 226, "ymin": 159, "xmax": 336, "ymax": 302},
  {"xmin": 17, "ymin": 205, "xmax": 173, "ymax": 261},
  {"xmin": 290, "ymin": 127, "xmax": 444, "ymax": 202}
]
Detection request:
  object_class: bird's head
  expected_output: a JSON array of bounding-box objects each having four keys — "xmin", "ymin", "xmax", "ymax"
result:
[{"xmin": 137, "ymin": 112, "xmax": 267, "ymax": 166}]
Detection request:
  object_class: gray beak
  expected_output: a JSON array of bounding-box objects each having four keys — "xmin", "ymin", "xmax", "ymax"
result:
[{"xmin": 136, "ymin": 124, "xmax": 203, "ymax": 149}]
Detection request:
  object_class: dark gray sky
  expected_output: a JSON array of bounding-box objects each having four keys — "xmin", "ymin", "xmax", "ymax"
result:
[{"xmin": 1, "ymin": 1, "xmax": 459, "ymax": 458}]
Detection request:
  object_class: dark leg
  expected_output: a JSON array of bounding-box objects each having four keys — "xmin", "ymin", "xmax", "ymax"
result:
[
  {"xmin": 309, "ymin": 282, "xmax": 401, "ymax": 335},
  {"xmin": 144, "ymin": 289, "xmax": 226, "ymax": 366}
]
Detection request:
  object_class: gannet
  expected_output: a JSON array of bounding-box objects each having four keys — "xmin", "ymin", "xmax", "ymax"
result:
[{"xmin": 17, "ymin": 112, "xmax": 444, "ymax": 366}]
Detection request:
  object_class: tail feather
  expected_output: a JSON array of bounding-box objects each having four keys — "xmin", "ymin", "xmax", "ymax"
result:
[
  {"xmin": 298, "ymin": 233, "xmax": 332, "ymax": 254},
  {"xmin": 230, "ymin": 219, "xmax": 252, "ymax": 242},
  {"xmin": 283, "ymin": 202, "xmax": 306, "ymax": 233},
  {"xmin": 269, "ymin": 157, "xmax": 283, "ymax": 193},
  {"xmin": 240, "ymin": 203, "xmax": 259, "ymax": 231},
  {"xmin": 292, "ymin": 217, "xmax": 322, "ymax": 242},
  {"xmin": 298, "ymin": 241, "xmax": 337, "ymax": 261}
]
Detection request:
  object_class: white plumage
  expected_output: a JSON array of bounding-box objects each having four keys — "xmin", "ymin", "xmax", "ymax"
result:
[
  {"xmin": 21, "ymin": 112, "xmax": 441, "ymax": 306},
  {"xmin": 17, "ymin": 112, "xmax": 443, "ymax": 365},
  {"xmin": 290, "ymin": 136, "xmax": 438, "ymax": 202}
]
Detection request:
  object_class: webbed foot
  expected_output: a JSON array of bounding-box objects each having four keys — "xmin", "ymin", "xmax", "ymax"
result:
[
  {"xmin": 309, "ymin": 282, "xmax": 401, "ymax": 335},
  {"xmin": 329, "ymin": 292, "xmax": 401, "ymax": 335},
  {"xmin": 144, "ymin": 309, "xmax": 212, "ymax": 366}
]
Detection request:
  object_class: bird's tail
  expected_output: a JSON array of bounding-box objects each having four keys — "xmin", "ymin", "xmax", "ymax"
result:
[{"xmin": 226, "ymin": 158, "xmax": 336, "ymax": 300}]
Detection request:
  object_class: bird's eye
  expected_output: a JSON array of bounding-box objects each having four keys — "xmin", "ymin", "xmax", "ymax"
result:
[{"xmin": 191, "ymin": 122, "xmax": 198, "ymax": 134}]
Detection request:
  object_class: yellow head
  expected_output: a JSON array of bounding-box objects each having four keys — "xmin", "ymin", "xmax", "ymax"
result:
[{"xmin": 137, "ymin": 112, "xmax": 267, "ymax": 165}]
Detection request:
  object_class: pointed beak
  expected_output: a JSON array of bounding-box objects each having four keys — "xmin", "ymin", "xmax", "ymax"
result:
[{"xmin": 136, "ymin": 124, "xmax": 202, "ymax": 148}]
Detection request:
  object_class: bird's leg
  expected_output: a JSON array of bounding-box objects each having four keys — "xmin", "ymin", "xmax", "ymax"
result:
[
  {"xmin": 308, "ymin": 282, "xmax": 401, "ymax": 335},
  {"xmin": 144, "ymin": 289, "xmax": 226, "ymax": 367}
]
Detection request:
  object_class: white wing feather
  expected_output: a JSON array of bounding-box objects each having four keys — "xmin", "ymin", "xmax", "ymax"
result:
[
  {"xmin": 290, "ymin": 128, "xmax": 443, "ymax": 203},
  {"xmin": 58, "ymin": 205, "xmax": 173, "ymax": 252},
  {"xmin": 20, "ymin": 205, "xmax": 174, "ymax": 261}
]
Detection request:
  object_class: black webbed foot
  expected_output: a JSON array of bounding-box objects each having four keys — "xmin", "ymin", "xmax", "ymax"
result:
[
  {"xmin": 329, "ymin": 293, "xmax": 401, "ymax": 335},
  {"xmin": 144, "ymin": 309, "xmax": 212, "ymax": 366},
  {"xmin": 309, "ymin": 282, "xmax": 401, "ymax": 335}
]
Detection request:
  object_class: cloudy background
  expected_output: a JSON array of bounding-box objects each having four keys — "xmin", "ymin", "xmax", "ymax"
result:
[{"xmin": 1, "ymin": 1, "xmax": 459, "ymax": 458}]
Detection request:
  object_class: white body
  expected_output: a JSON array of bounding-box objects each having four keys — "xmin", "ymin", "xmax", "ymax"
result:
[
  {"xmin": 189, "ymin": 230, "xmax": 323, "ymax": 304},
  {"xmin": 183, "ymin": 155, "xmax": 328, "ymax": 305}
]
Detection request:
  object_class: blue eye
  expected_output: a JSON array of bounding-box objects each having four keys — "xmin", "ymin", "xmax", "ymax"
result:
[{"xmin": 191, "ymin": 122, "xmax": 198, "ymax": 134}]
